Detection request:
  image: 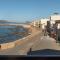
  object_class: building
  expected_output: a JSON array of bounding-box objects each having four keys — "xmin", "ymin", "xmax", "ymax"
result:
[
  {"xmin": 48, "ymin": 14, "xmax": 60, "ymax": 28},
  {"xmin": 31, "ymin": 18, "xmax": 49, "ymax": 29},
  {"xmin": 31, "ymin": 14, "xmax": 60, "ymax": 31},
  {"xmin": 50, "ymin": 14, "xmax": 60, "ymax": 25},
  {"xmin": 50, "ymin": 14, "xmax": 60, "ymax": 21},
  {"xmin": 31, "ymin": 20, "xmax": 41, "ymax": 28},
  {"xmin": 40, "ymin": 18, "xmax": 49, "ymax": 29},
  {"xmin": 47, "ymin": 14, "xmax": 60, "ymax": 40}
]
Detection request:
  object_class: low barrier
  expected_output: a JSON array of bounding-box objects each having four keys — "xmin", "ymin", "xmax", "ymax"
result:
[
  {"xmin": 0, "ymin": 27, "xmax": 41, "ymax": 50},
  {"xmin": 0, "ymin": 42, "xmax": 15, "ymax": 50},
  {"xmin": 14, "ymin": 30, "xmax": 41, "ymax": 46}
]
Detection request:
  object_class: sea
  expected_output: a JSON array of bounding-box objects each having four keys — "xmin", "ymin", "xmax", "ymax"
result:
[{"xmin": 0, "ymin": 22, "xmax": 28, "ymax": 44}]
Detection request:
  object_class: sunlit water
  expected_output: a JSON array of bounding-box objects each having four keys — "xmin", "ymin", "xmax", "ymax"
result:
[{"xmin": 0, "ymin": 25, "xmax": 28, "ymax": 44}]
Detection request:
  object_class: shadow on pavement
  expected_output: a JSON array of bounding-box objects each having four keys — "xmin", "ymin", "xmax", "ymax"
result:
[{"xmin": 27, "ymin": 49, "xmax": 60, "ymax": 56}]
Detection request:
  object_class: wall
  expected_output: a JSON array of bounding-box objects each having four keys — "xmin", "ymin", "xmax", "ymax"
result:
[
  {"xmin": 0, "ymin": 26, "xmax": 39, "ymax": 50},
  {"xmin": 0, "ymin": 42, "xmax": 15, "ymax": 50},
  {"xmin": 15, "ymin": 29, "xmax": 40, "ymax": 46}
]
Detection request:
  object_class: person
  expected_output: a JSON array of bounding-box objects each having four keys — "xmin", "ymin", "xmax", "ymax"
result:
[
  {"xmin": 27, "ymin": 48, "xmax": 32, "ymax": 55},
  {"xmin": 42, "ymin": 25, "xmax": 45, "ymax": 33},
  {"xmin": 44, "ymin": 26, "xmax": 47, "ymax": 36},
  {"xmin": 0, "ymin": 45, "xmax": 1, "ymax": 49},
  {"xmin": 29, "ymin": 48, "xmax": 32, "ymax": 52}
]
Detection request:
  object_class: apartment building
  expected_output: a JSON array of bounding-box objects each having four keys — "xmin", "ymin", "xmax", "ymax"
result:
[
  {"xmin": 31, "ymin": 20, "xmax": 41, "ymax": 28},
  {"xmin": 40, "ymin": 18, "xmax": 49, "ymax": 30}
]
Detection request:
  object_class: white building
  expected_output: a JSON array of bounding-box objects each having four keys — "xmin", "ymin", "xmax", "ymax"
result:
[
  {"xmin": 31, "ymin": 14, "xmax": 60, "ymax": 29},
  {"xmin": 32, "ymin": 18, "xmax": 49, "ymax": 29},
  {"xmin": 50, "ymin": 14, "xmax": 60, "ymax": 27},
  {"xmin": 31, "ymin": 20, "xmax": 41, "ymax": 27},
  {"xmin": 50, "ymin": 14, "xmax": 60, "ymax": 21},
  {"xmin": 57, "ymin": 24, "xmax": 60, "ymax": 29},
  {"xmin": 40, "ymin": 18, "xmax": 49, "ymax": 25},
  {"xmin": 50, "ymin": 14, "xmax": 60, "ymax": 24},
  {"xmin": 40, "ymin": 18, "xmax": 49, "ymax": 29}
]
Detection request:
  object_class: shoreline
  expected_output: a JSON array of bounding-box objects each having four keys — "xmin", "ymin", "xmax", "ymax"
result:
[{"xmin": 0, "ymin": 27, "xmax": 40, "ymax": 50}]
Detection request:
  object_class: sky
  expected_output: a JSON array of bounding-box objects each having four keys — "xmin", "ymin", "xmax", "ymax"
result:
[{"xmin": 0, "ymin": 0, "xmax": 60, "ymax": 22}]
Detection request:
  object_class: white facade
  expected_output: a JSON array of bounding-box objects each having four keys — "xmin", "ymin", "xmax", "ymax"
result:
[
  {"xmin": 51, "ymin": 15, "xmax": 60, "ymax": 21},
  {"xmin": 57, "ymin": 24, "xmax": 60, "ymax": 29},
  {"xmin": 31, "ymin": 20, "xmax": 41, "ymax": 27},
  {"xmin": 50, "ymin": 20, "xmax": 55, "ymax": 25},
  {"xmin": 40, "ymin": 18, "xmax": 49, "ymax": 29},
  {"xmin": 31, "ymin": 14, "xmax": 60, "ymax": 29},
  {"xmin": 40, "ymin": 18, "xmax": 49, "ymax": 25},
  {"xmin": 49, "ymin": 14, "xmax": 60, "ymax": 25},
  {"xmin": 31, "ymin": 21, "xmax": 37, "ymax": 26}
]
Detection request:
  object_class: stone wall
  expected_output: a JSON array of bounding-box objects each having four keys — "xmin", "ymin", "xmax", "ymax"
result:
[
  {"xmin": 0, "ymin": 26, "xmax": 41, "ymax": 50},
  {"xmin": 0, "ymin": 42, "xmax": 15, "ymax": 50},
  {"xmin": 15, "ymin": 30, "xmax": 41, "ymax": 46}
]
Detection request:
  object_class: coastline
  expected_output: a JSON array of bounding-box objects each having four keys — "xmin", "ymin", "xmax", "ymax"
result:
[{"xmin": 0, "ymin": 27, "xmax": 41, "ymax": 50}]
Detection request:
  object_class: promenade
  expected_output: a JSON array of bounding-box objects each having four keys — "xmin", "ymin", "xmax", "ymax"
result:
[{"xmin": 0, "ymin": 27, "xmax": 60, "ymax": 55}]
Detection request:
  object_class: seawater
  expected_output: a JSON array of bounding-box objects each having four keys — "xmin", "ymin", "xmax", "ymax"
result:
[{"xmin": 0, "ymin": 25, "xmax": 28, "ymax": 44}]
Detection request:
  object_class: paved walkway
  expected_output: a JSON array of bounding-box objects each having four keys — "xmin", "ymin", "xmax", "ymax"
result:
[
  {"xmin": 31, "ymin": 36, "xmax": 60, "ymax": 51},
  {"xmin": 0, "ymin": 30, "xmax": 42, "ymax": 55},
  {"xmin": 0, "ymin": 30, "xmax": 60, "ymax": 55},
  {"xmin": 27, "ymin": 36, "xmax": 60, "ymax": 56}
]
